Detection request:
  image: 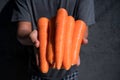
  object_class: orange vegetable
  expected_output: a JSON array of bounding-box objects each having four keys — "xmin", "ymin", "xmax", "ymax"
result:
[
  {"xmin": 55, "ymin": 8, "xmax": 68, "ymax": 69},
  {"xmin": 47, "ymin": 17, "xmax": 56, "ymax": 65},
  {"xmin": 72, "ymin": 20, "xmax": 87, "ymax": 65},
  {"xmin": 63, "ymin": 16, "xmax": 75, "ymax": 70},
  {"xmin": 38, "ymin": 17, "xmax": 49, "ymax": 73}
]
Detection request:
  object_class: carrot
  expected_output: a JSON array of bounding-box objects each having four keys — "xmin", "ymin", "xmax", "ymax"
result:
[
  {"xmin": 63, "ymin": 16, "xmax": 75, "ymax": 70},
  {"xmin": 55, "ymin": 8, "xmax": 68, "ymax": 69},
  {"xmin": 71, "ymin": 20, "xmax": 87, "ymax": 65},
  {"xmin": 38, "ymin": 17, "xmax": 49, "ymax": 73},
  {"xmin": 47, "ymin": 17, "xmax": 56, "ymax": 65}
]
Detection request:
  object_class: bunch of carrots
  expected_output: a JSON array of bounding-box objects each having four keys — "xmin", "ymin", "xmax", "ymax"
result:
[{"xmin": 37, "ymin": 8, "xmax": 87, "ymax": 73}]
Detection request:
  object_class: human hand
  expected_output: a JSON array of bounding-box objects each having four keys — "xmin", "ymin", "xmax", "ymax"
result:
[
  {"xmin": 76, "ymin": 26, "xmax": 88, "ymax": 66},
  {"xmin": 29, "ymin": 30, "xmax": 40, "ymax": 66},
  {"xmin": 82, "ymin": 26, "xmax": 88, "ymax": 45}
]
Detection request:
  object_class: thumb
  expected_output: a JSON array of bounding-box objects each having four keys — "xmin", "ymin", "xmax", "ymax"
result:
[
  {"xmin": 29, "ymin": 30, "xmax": 39, "ymax": 48},
  {"xmin": 77, "ymin": 57, "xmax": 80, "ymax": 66},
  {"xmin": 82, "ymin": 26, "xmax": 88, "ymax": 45}
]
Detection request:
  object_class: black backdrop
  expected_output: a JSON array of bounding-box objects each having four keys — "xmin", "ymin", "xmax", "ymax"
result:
[
  {"xmin": 0, "ymin": 0, "xmax": 120, "ymax": 80},
  {"xmin": 0, "ymin": 0, "xmax": 29, "ymax": 80}
]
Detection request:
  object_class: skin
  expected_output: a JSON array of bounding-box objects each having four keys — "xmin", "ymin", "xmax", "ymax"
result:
[
  {"xmin": 17, "ymin": 21, "xmax": 88, "ymax": 66},
  {"xmin": 17, "ymin": 21, "xmax": 33, "ymax": 45}
]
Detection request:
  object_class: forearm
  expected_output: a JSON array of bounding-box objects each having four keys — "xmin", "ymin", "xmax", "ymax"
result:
[
  {"xmin": 17, "ymin": 35, "xmax": 33, "ymax": 45},
  {"xmin": 17, "ymin": 21, "xmax": 33, "ymax": 46}
]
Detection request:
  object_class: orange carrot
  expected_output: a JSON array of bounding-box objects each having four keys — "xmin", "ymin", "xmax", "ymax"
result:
[
  {"xmin": 47, "ymin": 17, "xmax": 56, "ymax": 65},
  {"xmin": 55, "ymin": 8, "xmax": 68, "ymax": 69},
  {"xmin": 38, "ymin": 17, "xmax": 49, "ymax": 73},
  {"xmin": 63, "ymin": 16, "xmax": 75, "ymax": 70},
  {"xmin": 71, "ymin": 20, "xmax": 87, "ymax": 65}
]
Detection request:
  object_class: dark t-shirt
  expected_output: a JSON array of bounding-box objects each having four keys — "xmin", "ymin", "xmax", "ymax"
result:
[
  {"xmin": 12, "ymin": 0, "xmax": 95, "ymax": 79},
  {"xmin": 12, "ymin": 0, "xmax": 95, "ymax": 28}
]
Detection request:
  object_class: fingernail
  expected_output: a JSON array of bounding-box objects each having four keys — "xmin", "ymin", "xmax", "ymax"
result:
[{"xmin": 84, "ymin": 39, "xmax": 88, "ymax": 44}]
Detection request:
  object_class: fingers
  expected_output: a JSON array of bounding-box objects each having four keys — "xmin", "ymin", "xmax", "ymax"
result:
[
  {"xmin": 82, "ymin": 26, "xmax": 88, "ymax": 45},
  {"xmin": 34, "ymin": 47, "xmax": 39, "ymax": 66},
  {"xmin": 29, "ymin": 30, "xmax": 40, "ymax": 48},
  {"xmin": 82, "ymin": 38, "xmax": 88, "ymax": 44},
  {"xmin": 30, "ymin": 30, "xmax": 40, "ymax": 67},
  {"xmin": 76, "ymin": 57, "xmax": 80, "ymax": 66}
]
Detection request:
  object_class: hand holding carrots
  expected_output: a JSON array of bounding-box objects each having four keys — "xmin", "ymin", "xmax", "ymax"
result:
[{"xmin": 29, "ymin": 8, "xmax": 88, "ymax": 73}]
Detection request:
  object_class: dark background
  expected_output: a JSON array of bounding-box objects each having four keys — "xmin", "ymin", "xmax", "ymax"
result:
[{"xmin": 0, "ymin": 0, "xmax": 120, "ymax": 80}]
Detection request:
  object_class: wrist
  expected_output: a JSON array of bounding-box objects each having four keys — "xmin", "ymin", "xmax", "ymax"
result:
[{"xmin": 17, "ymin": 34, "xmax": 33, "ymax": 46}]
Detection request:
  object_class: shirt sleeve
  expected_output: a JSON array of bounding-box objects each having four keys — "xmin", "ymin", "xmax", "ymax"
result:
[
  {"xmin": 11, "ymin": 0, "xmax": 31, "ymax": 22},
  {"xmin": 75, "ymin": 0, "xmax": 95, "ymax": 26}
]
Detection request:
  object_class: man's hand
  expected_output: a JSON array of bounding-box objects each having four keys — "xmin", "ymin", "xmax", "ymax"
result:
[
  {"xmin": 77, "ymin": 27, "xmax": 88, "ymax": 66},
  {"xmin": 82, "ymin": 26, "xmax": 88, "ymax": 45},
  {"xmin": 29, "ymin": 30, "xmax": 40, "ymax": 66}
]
